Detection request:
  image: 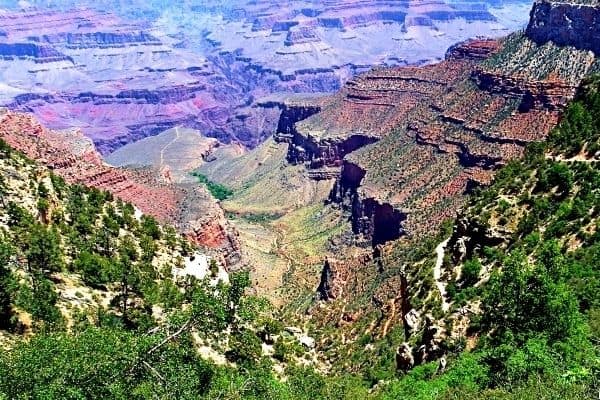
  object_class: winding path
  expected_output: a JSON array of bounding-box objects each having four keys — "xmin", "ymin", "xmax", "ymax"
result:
[
  {"xmin": 434, "ymin": 238, "xmax": 451, "ymax": 312},
  {"xmin": 159, "ymin": 126, "xmax": 181, "ymax": 168}
]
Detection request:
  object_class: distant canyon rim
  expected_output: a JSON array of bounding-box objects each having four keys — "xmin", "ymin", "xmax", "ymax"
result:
[{"xmin": 0, "ymin": 0, "xmax": 531, "ymax": 159}]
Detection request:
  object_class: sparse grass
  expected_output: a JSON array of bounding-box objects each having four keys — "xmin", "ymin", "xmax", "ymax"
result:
[
  {"xmin": 275, "ymin": 204, "xmax": 348, "ymax": 259},
  {"xmin": 230, "ymin": 212, "xmax": 284, "ymax": 224}
]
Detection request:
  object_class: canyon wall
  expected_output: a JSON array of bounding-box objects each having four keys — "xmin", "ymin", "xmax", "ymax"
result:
[
  {"xmin": 309, "ymin": 2, "xmax": 600, "ymax": 310},
  {"xmin": 526, "ymin": 0, "xmax": 600, "ymax": 54},
  {"xmin": 290, "ymin": 28, "xmax": 596, "ymax": 248},
  {"xmin": 329, "ymin": 160, "xmax": 407, "ymax": 246},
  {"xmin": 0, "ymin": 1, "xmax": 531, "ymax": 155}
]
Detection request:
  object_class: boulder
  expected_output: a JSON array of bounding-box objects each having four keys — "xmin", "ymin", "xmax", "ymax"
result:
[{"xmin": 395, "ymin": 343, "xmax": 414, "ymax": 372}]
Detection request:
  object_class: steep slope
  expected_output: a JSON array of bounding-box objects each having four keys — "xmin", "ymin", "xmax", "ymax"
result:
[
  {"xmin": 0, "ymin": 110, "xmax": 241, "ymax": 266},
  {"xmin": 0, "ymin": 139, "xmax": 321, "ymax": 399},
  {"xmin": 288, "ymin": 25, "xmax": 596, "ymax": 247},
  {"xmin": 0, "ymin": 138, "xmax": 226, "ymax": 333},
  {"xmin": 299, "ymin": 72, "xmax": 600, "ymax": 400}
]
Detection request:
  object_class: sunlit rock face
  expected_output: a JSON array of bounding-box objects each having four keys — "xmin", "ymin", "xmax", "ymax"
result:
[{"xmin": 0, "ymin": 0, "xmax": 531, "ymax": 154}]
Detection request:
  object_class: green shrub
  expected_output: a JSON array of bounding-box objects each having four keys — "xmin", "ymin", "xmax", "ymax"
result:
[{"xmin": 462, "ymin": 258, "xmax": 482, "ymax": 286}]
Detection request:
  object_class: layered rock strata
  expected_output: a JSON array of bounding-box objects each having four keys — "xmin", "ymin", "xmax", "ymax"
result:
[
  {"xmin": 0, "ymin": 1, "xmax": 531, "ymax": 154},
  {"xmin": 292, "ymin": 32, "xmax": 595, "ymax": 245},
  {"xmin": 526, "ymin": 0, "xmax": 600, "ymax": 54}
]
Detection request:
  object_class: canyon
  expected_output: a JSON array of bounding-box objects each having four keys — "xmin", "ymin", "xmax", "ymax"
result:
[
  {"xmin": 193, "ymin": 0, "xmax": 600, "ymax": 313},
  {"xmin": 0, "ymin": 0, "xmax": 595, "ymax": 292},
  {"xmin": 0, "ymin": 0, "xmax": 530, "ymax": 156},
  {"xmin": 0, "ymin": 1, "xmax": 599, "ymax": 397},
  {"xmin": 0, "ymin": 0, "xmax": 594, "ymax": 350},
  {"xmin": 280, "ymin": 26, "xmax": 597, "ymax": 246}
]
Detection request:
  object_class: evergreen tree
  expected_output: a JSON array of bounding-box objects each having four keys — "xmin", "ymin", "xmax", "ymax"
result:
[{"xmin": 0, "ymin": 237, "xmax": 14, "ymax": 328}]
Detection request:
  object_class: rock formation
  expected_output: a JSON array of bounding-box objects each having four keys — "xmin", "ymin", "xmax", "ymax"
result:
[
  {"xmin": 287, "ymin": 31, "xmax": 596, "ymax": 246},
  {"xmin": 526, "ymin": 0, "xmax": 600, "ymax": 54},
  {"xmin": 396, "ymin": 343, "xmax": 415, "ymax": 372}
]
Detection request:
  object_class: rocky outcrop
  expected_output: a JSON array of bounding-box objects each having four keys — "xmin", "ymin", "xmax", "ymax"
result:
[
  {"xmin": 317, "ymin": 258, "xmax": 340, "ymax": 300},
  {"xmin": 395, "ymin": 315, "xmax": 447, "ymax": 371},
  {"xmin": 114, "ymin": 85, "xmax": 207, "ymax": 105},
  {"xmin": 0, "ymin": 43, "xmax": 73, "ymax": 63},
  {"xmin": 284, "ymin": 27, "xmax": 320, "ymax": 46},
  {"xmin": 261, "ymin": 96, "xmax": 381, "ymax": 169},
  {"xmin": 315, "ymin": 252, "xmax": 374, "ymax": 302},
  {"xmin": 262, "ymin": 100, "xmax": 322, "ymax": 141},
  {"xmin": 445, "ymin": 39, "xmax": 502, "ymax": 61},
  {"xmin": 526, "ymin": 0, "xmax": 600, "ymax": 54},
  {"xmin": 38, "ymin": 32, "xmax": 163, "ymax": 49},
  {"xmin": 351, "ymin": 197, "xmax": 407, "ymax": 247},
  {"xmin": 414, "ymin": 315, "xmax": 446, "ymax": 364},
  {"xmin": 448, "ymin": 215, "xmax": 508, "ymax": 264},
  {"xmin": 473, "ymin": 68, "xmax": 578, "ymax": 110},
  {"xmin": 9, "ymin": 84, "xmax": 208, "ymax": 108},
  {"xmin": 330, "ymin": 161, "xmax": 406, "ymax": 246},
  {"xmin": 288, "ymin": 133, "xmax": 379, "ymax": 168},
  {"xmin": 396, "ymin": 343, "xmax": 415, "ymax": 372}
]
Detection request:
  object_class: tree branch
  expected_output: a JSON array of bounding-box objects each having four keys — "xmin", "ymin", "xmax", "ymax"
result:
[
  {"xmin": 142, "ymin": 361, "xmax": 166, "ymax": 383},
  {"xmin": 147, "ymin": 318, "xmax": 192, "ymax": 355}
]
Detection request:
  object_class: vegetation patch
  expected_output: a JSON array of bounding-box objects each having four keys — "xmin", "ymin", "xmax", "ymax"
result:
[{"xmin": 191, "ymin": 172, "xmax": 233, "ymax": 201}]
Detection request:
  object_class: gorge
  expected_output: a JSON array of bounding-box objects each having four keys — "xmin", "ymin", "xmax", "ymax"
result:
[{"xmin": 0, "ymin": 1, "xmax": 599, "ymax": 399}]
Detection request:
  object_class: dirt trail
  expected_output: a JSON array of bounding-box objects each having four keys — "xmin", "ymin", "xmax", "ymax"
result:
[
  {"xmin": 159, "ymin": 126, "xmax": 181, "ymax": 168},
  {"xmin": 434, "ymin": 238, "xmax": 451, "ymax": 312},
  {"xmin": 382, "ymin": 299, "xmax": 396, "ymax": 337}
]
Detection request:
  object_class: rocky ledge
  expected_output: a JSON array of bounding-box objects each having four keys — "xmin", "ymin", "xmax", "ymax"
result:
[
  {"xmin": 0, "ymin": 43, "xmax": 73, "ymax": 64},
  {"xmin": 258, "ymin": 95, "xmax": 378, "ymax": 169},
  {"xmin": 445, "ymin": 39, "xmax": 502, "ymax": 61},
  {"xmin": 472, "ymin": 68, "xmax": 579, "ymax": 110}
]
